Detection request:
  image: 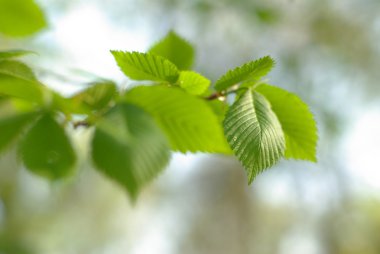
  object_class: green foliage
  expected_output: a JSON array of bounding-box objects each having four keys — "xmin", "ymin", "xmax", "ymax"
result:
[
  {"xmin": 149, "ymin": 31, "xmax": 195, "ymax": 70},
  {"xmin": 0, "ymin": 50, "xmax": 35, "ymax": 59},
  {"xmin": 0, "ymin": 60, "xmax": 44, "ymax": 103},
  {"xmin": 178, "ymin": 71, "xmax": 210, "ymax": 95},
  {"xmin": 256, "ymin": 84, "xmax": 318, "ymax": 161},
  {"xmin": 71, "ymin": 81, "xmax": 117, "ymax": 111},
  {"xmin": 111, "ymin": 51, "xmax": 179, "ymax": 83},
  {"xmin": 224, "ymin": 90, "xmax": 285, "ymax": 182},
  {"xmin": 214, "ymin": 56, "xmax": 275, "ymax": 91},
  {"xmin": 91, "ymin": 103, "xmax": 170, "ymax": 199},
  {"xmin": 207, "ymin": 99, "xmax": 229, "ymax": 124},
  {"xmin": 19, "ymin": 113, "xmax": 76, "ymax": 179},
  {"xmin": 0, "ymin": 29, "xmax": 318, "ymax": 198},
  {"xmin": 0, "ymin": 112, "xmax": 37, "ymax": 153},
  {"xmin": 0, "ymin": 0, "xmax": 47, "ymax": 37},
  {"xmin": 125, "ymin": 85, "xmax": 231, "ymax": 154}
]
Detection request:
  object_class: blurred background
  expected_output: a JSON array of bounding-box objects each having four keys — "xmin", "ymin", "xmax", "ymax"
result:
[{"xmin": 1, "ymin": 0, "xmax": 380, "ymax": 253}]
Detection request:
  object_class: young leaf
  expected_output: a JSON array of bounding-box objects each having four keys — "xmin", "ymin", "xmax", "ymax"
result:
[
  {"xmin": 223, "ymin": 90, "xmax": 285, "ymax": 182},
  {"xmin": 91, "ymin": 103, "xmax": 171, "ymax": 199},
  {"xmin": 177, "ymin": 71, "xmax": 210, "ymax": 95},
  {"xmin": 0, "ymin": 60, "xmax": 44, "ymax": 103},
  {"xmin": 256, "ymin": 84, "xmax": 318, "ymax": 161},
  {"xmin": 19, "ymin": 113, "xmax": 76, "ymax": 179},
  {"xmin": 149, "ymin": 31, "xmax": 195, "ymax": 70},
  {"xmin": 125, "ymin": 86, "xmax": 231, "ymax": 154},
  {"xmin": 0, "ymin": 112, "xmax": 37, "ymax": 153},
  {"xmin": 0, "ymin": 0, "xmax": 47, "ymax": 37},
  {"xmin": 214, "ymin": 56, "xmax": 275, "ymax": 92},
  {"xmin": 71, "ymin": 81, "xmax": 117, "ymax": 111},
  {"xmin": 110, "ymin": 51, "xmax": 179, "ymax": 83},
  {"xmin": 0, "ymin": 50, "xmax": 35, "ymax": 59}
]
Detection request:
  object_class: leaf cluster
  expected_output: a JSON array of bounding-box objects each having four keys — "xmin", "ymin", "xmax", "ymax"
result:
[{"xmin": 0, "ymin": 31, "xmax": 318, "ymax": 199}]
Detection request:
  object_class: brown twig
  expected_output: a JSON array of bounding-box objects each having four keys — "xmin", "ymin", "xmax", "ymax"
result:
[{"xmin": 73, "ymin": 120, "xmax": 90, "ymax": 129}]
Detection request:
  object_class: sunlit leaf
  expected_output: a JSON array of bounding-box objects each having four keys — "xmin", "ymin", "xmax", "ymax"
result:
[
  {"xmin": 149, "ymin": 31, "xmax": 195, "ymax": 70},
  {"xmin": 214, "ymin": 56, "xmax": 274, "ymax": 91},
  {"xmin": 111, "ymin": 51, "xmax": 179, "ymax": 83},
  {"xmin": 223, "ymin": 90, "xmax": 285, "ymax": 182},
  {"xmin": 178, "ymin": 71, "xmax": 210, "ymax": 95},
  {"xmin": 0, "ymin": 0, "xmax": 47, "ymax": 37},
  {"xmin": 126, "ymin": 85, "xmax": 231, "ymax": 154},
  {"xmin": 19, "ymin": 113, "xmax": 76, "ymax": 179},
  {"xmin": 256, "ymin": 84, "xmax": 318, "ymax": 161},
  {"xmin": 92, "ymin": 103, "xmax": 170, "ymax": 199}
]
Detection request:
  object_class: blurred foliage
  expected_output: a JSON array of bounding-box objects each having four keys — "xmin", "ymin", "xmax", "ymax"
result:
[
  {"xmin": 0, "ymin": 0, "xmax": 46, "ymax": 37},
  {"xmin": 0, "ymin": 0, "xmax": 380, "ymax": 253}
]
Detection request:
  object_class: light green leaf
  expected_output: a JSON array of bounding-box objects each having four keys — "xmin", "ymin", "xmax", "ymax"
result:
[
  {"xmin": 177, "ymin": 71, "xmax": 210, "ymax": 95},
  {"xmin": 0, "ymin": 60, "xmax": 44, "ymax": 103},
  {"xmin": 0, "ymin": 0, "xmax": 47, "ymax": 37},
  {"xmin": 126, "ymin": 86, "xmax": 230, "ymax": 154},
  {"xmin": 223, "ymin": 90, "xmax": 285, "ymax": 183},
  {"xmin": 0, "ymin": 112, "xmax": 37, "ymax": 153},
  {"xmin": 0, "ymin": 60, "xmax": 37, "ymax": 81},
  {"xmin": 207, "ymin": 99, "xmax": 229, "ymax": 124},
  {"xmin": 91, "ymin": 103, "xmax": 171, "ymax": 199},
  {"xmin": 0, "ymin": 50, "xmax": 35, "ymax": 59},
  {"xmin": 19, "ymin": 113, "xmax": 76, "ymax": 179},
  {"xmin": 111, "ymin": 51, "xmax": 179, "ymax": 83},
  {"xmin": 214, "ymin": 56, "xmax": 275, "ymax": 92},
  {"xmin": 149, "ymin": 31, "xmax": 195, "ymax": 70},
  {"xmin": 256, "ymin": 84, "xmax": 318, "ymax": 161},
  {"xmin": 71, "ymin": 81, "xmax": 117, "ymax": 111}
]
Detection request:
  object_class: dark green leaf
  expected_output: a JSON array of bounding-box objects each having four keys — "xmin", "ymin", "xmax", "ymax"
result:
[
  {"xmin": 223, "ymin": 90, "xmax": 285, "ymax": 182},
  {"xmin": 19, "ymin": 113, "xmax": 76, "ymax": 179},
  {"xmin": 149, "ymin": 31, "xmax": 195, "ymax": 70},
  {"xmin": 214, "ymin": 56, "xmax": 275, "ymax": 92},
  {"xmin": 178, "ymin": 71, "xmax": 210, "ymax": 95},
  {"xmin": 0, "ymin": 0, "xmax": 47, "ymax": 37},
  {"xmin": 0, "ymin": 112, "xmax": 37, "ymax": 153},
  {"xmin": 111, "ymin": 51, "xmax": 179, "ymax": 83},
  {"xmin": 92, "ymin": 103, "xmax": 170, "ymax": 199},
  {"xmin": 126, "ymin": 86, "xmax": 231, "ymax": 154},
  {"xmin": 256, "ymin": 84, "xmax": 318, "ymax": 161}
]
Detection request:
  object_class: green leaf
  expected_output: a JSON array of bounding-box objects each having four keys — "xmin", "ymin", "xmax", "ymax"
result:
[
  {"xmin": 149, "ymin": 31, "xmax": 195, "ymax": 70},
  {"xmin": 0, "ymin": 60, "xmax": 37, "ymax": 81},
  {"xmin": 256, "ymin": 84, "xmax": 318, "ymax": 161},
  {"xmin": 0, "ymin": 60, "xmax": 44, "ymax": 103},
  {"xmin": 207, "ymin": 99, "xmax": 229, "ymax": 124},
  {"xmin": 19, "ymin": 113, "xmax": 76, "ymax": 179},
  {"xmin": 91, "ymin": 103, "xmax": 170, "ymax": 199},
  {"xmin": 0, "ymin": 112, "xmax": 37, "ymax": 153},
  {"xmin": 0, "ymin": 0, "xmax": 47, "ymax": 37},
  {"xmin": 110, "ymin": 51, "xmax": 179, "ymax": 83},
  {"xmin": 223, "ymin": 90, "xmax": 285, "ymax": 183},
  {"xmin": 126, "ymin": 86, "xmax": 230, "ymax": 154},
  {"xmin": 177, "ymin": 71, "xmax": 210, "ymax": 95},
  {"xmin": 71, "ymin": 81, "xmax": 117, "ymax": 111},
  {"xmin": 214, "ymin": 56, "xmax": 275, "ymax": 92},
  {"xmin": 0, "ymin": 50, "xmax": 35, "ymax": 59}
]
